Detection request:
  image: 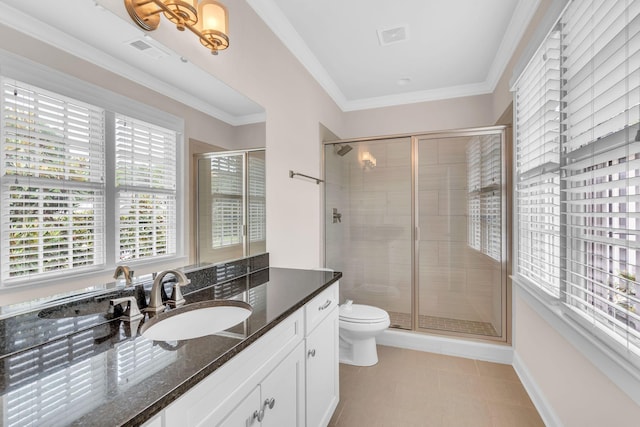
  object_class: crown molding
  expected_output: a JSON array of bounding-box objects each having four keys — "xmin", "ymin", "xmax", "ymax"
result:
[
  {"xmin": 245, "ymin": 0, "xmax": 347, "ymax": 108},
  {"xmin": 485, "ymin": 0, "xmax": 541, "ymax": 92},
  {"xmin": 249, "ymin": 0, "xmax": 540, "ymax": 112},
  {"xmin": 0, "ymin": 1, "xmax": 262, "ymax": 126},
  {"xmin": 341, "ymin": 81, "xmax": 494, "ymax": 112}
]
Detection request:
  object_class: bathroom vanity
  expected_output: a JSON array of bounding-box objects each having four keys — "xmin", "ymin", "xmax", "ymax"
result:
[
  {"xmin": 157, "ymin": 280, "xmax": 339, "ymax": 427},
  {"xmin": 0, "ymin": 257, "xmax": 340, "ymax": 427}
]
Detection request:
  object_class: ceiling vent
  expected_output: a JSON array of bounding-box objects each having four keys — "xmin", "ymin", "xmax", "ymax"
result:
[
  {"xmin": 126, "ymin": 38, "xmax": 169, "ymax": 59},
  {"xmin": 377, "ymin": 25, "xmax": 409, "ymax": 46}
]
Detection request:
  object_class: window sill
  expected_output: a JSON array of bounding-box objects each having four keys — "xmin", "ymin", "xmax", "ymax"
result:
[{"xmin": 513, "ymin": 276, "xmax": 640, "ymax": 406}]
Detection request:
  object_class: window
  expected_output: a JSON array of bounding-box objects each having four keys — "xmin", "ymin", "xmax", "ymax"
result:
[
  {"xmin": 515, "ymin": 27, "xmax": 562, "ymax": 296},
  {"xmin": 0, "ymin": 80, "xmax": 105, "ymax": 281},
  {"xmin": 115, "ymin": 115, "xmax": 177, "ymax": 261},
  {"xmin": 197, "ymin": 150, "xmax": 265, "ymax": 264},
  {"xmin": 514, "ymin": 0, "xmax": 640, "ymax": 361},
  {"xmin": 248, "ymin": 151, "xmax": 266, "ymax": 244},
  {"xmin": 210, "ymin": 154, "xmax": 244, "ymax": 248},
  {"xmin": 0, "ymin": 76, "xmax": 180, "ymax": 287},
  {"xmin": 467, "ymin": 134, "xmax": 503, "ymax": 261}
]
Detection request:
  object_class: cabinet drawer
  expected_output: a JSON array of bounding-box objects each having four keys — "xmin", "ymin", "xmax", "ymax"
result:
[{"xmin": 305, "ymin": 282, "xmax": 338, "ymax": 335}]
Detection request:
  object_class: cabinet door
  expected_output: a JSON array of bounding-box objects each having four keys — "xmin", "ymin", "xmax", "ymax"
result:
[
  {"xmin": 306, "ymin": 308, "xmax": 339, "ymax": 427},
  {"xmin": 218, "ymin": 386, "xmax": 261, "ymax": 427},
  {"xmin": 260, "ymin": 342, "xmax": 305, "ymax": 427}
]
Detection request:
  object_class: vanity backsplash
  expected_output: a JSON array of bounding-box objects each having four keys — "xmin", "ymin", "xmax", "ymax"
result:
[{"xmin": 0, "ymin": 253, "xmax": 270, "ymax": 360}]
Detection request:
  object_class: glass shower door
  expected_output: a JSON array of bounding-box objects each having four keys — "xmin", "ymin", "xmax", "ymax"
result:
[
  {"xmin": 324, "ymin": 138, "xmax": 413, "ymax": 329},
  {"xmin": 196, "ymin": 150, "xmax": 266, "ymax": 264},
  {"xmin": 415, "ymin": 132, "xmax": 504, "ymax": 337}
]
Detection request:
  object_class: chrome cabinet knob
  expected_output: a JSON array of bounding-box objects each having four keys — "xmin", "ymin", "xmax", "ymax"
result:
[
  {"xmin": 253, "ymin": 408, "xmax": 265, "ymax": 422},
  {"xmin": 308, "ymin": 349, "xmax": 316, "ymax": 358},
  {"xmin": 264, "ymin": 397, "xmax": 275, "ymax": 410}
]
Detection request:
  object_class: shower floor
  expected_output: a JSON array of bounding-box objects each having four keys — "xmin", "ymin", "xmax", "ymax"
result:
[{"xmin": 388, "ymin": 311, "xmax": 499, "ymax": 337}]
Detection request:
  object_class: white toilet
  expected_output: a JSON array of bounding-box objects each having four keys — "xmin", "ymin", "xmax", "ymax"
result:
[{"xmin": 339, "ymin": 300, "xmax": 390, "ymax": 366}]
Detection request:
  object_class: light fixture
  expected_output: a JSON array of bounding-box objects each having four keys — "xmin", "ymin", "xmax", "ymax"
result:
[
  {"xmin": 124, "ymin": 0, "xmax": 229, "ymax": 55},
  {"xmin": 361, "ymin": 151, "xmax": 377, "ymax": 169}
]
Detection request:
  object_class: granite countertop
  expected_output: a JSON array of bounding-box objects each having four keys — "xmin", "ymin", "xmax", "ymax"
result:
[{"xmin": 0, "ymin": 263, "xmax": 341, "ymax": 427}]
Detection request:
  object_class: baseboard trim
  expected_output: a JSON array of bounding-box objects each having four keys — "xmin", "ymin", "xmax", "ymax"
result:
[
  {"xmin": 376, "ymin": 329, "xmax": 514, "ymax": 364},
  {"xmin": 513, "ymin": 352, "xmax": 563, "ymax": 427}
]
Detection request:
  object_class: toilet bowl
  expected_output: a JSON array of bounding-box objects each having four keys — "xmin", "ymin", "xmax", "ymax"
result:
[{"xmin": 339, "ymin": 301, "xmax": 390, "ymax": 366}]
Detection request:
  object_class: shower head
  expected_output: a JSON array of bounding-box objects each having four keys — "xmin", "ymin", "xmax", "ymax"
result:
[{"xmin": 335, "ymin": 144, "xmax": 353, "ymax": 157}]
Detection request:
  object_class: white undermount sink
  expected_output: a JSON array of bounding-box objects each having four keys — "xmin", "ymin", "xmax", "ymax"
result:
[{"xmin": 141, "ymin": 300, "xmax": 252, "ymax": 341}]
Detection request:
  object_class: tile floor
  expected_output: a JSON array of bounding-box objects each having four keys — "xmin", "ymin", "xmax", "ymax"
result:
[{"xmin": 329, "ymin": 346, "xmax": 544, "ymax": 427}]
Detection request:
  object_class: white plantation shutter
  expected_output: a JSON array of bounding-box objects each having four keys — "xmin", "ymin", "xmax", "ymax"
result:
[
  {"xmin": 481, "ymin": 134, "xmax": 502, "ymax": 260},
  {"xmin": 115, "ymin": 115, "xmax": 177, "ymax": 261},
  {"xmin": 515, "ymin": 0, "xmax": 640, "ymax": 361},
  {"xmin": 211, "ymin": 154, "xmax": 244, "ymax": 248},
  {"xmin": 560, "ymin": 0, "xmax": 640, "ymax": 354},
  {"xmin": 467, "ymin": 134, "xmax": 502, "ymax": 260},
  {"xmin": 248, "ymin": 153, "xmax": 266, "ymax": 243},
  {"xmin": 0, "ymin": 79, "xmax": 105, "ymax": 281},
  {"xmin": 514, "ymin": 27, "xmax": 562, "ymax": 296},
  {"xmin": 467, "ymin": 139, "xmax": 482, "ymax": 251}
]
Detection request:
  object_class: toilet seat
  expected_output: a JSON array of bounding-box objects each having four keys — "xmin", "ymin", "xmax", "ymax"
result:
[{"xmin": 339, "ymin": 304, "xmax": 389, "ymax": 324}]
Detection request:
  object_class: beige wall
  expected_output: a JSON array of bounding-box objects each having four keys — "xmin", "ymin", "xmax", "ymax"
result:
[
  {"xmin": 342, "ymin": 94, "xmax": 494, "ymax": 139},
  {"xmin": 515, "ymin": 294, "xmax": 640, "ymax": 425}
]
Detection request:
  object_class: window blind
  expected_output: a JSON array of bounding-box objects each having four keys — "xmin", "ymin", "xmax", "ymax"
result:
[
  {"xmin": 467, "ymin": 134, "xmax": 502, "ymax": 260},
  {"xmin": 210, "ymin": 154, "xmax": 244, "ymax": 248},
  {"xmin": 560, "ymin": 0, "xmax": 640, "ymax": 352},
  {"xmin": 248, "ymin": 154, "xmax": 266, "ymax": 243},
  {"xmin": 481, "ymin": 135, "xmax": 502, "ymax": 261},
  {"xmin": 467, "ymin": 139, "xmax": 482, "ymax": 251},
  {"xmin": 514, "ymin": 27, "xmax": 562, "ymax": 296},
  {"xmin": 515, "ymin": 0, "xmax": 640, "ymax": 360},
  {"xmin": 0, "ymin": 79, "xmax": 105, "ymax": 281},
  {"xmin": 115, "ymin": 115, "xmax": 177, "ymax": 261}
]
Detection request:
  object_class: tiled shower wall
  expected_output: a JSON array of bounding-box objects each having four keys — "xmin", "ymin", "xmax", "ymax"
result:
[
  {"xmin": 327, "ymin": 138, "xmax": 413, "ymax": 315},
  {"xmin": 325, "ymin": 134, "xmax": 502, "ymax": 335},
  {"xmin": 417, "ymin": 137, "xmax": 501, "ymax": 334}
]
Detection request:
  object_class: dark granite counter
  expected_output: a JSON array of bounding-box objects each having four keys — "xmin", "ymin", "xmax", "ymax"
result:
[{"xmin": 0, "ymin": 262, "xmax": 341, "ymax": 427}]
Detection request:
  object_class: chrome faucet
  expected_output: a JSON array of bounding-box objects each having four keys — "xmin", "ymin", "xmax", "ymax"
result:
[
  {"xmin": 145, "ymin": 269, "xmax": 191, "ymax": 313},
  {"xmin": 113, "ymin": 265, "xmax": 134, "ymax": 286}
]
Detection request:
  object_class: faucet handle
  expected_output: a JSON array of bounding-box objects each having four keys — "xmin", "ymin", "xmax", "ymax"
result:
[
  {"xmin": 167, "ymin": 277, "xmax": 190, "ymax": 308},
  {"xmin": 110, "ymin": 296, "xmax": 143, "ymax": 321}
]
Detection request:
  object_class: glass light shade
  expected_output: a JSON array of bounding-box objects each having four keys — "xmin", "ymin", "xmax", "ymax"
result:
[
  {"xmin": 197, "ymin": 0, "xmax": 229, "ymax": 52},
  {"xmin": 198, "ymin": 0, "xmax": 228, "ymax": 34},
  {"xmin": 163, "ymin": 0, "xmax": 198, "ymax": 29}
]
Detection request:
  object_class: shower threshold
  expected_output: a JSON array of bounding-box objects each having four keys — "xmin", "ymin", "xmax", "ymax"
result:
[{"xmin": 388, "ymin": 311, "xmax": 498, "ymax": 337}]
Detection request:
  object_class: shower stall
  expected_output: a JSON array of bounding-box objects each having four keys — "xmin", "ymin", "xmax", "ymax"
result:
[{"xmin": 324, "ymin": 127, "xmax": 508, "ymax": 341}]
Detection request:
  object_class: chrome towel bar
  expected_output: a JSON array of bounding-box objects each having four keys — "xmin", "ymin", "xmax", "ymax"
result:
[{"xmin": 289, "ymin": 170, "xmax": 324, "ymax": 184}]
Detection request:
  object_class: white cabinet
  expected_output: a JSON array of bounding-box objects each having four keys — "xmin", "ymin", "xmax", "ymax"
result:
[
  {"xmin": 259, "ymin": 342, "xmax": 305, "ymax": 427},
  {"xmin": 219, "ymin": 343, "xmax": 304, "ymax": 427},
  {"xmin": 165, "ymin": 310, "xmax": 303, "ymax": 427},
  {"xmin": 160, "ymin": 281, "xmax": 340, "ymax": 427},
  {"xmin": 304, "ymin": 284, "xmax": 339, "ymax": 427},
  {"xmin": 218, "ymin": 387, "xmax": 260, "ymax": 427}
]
